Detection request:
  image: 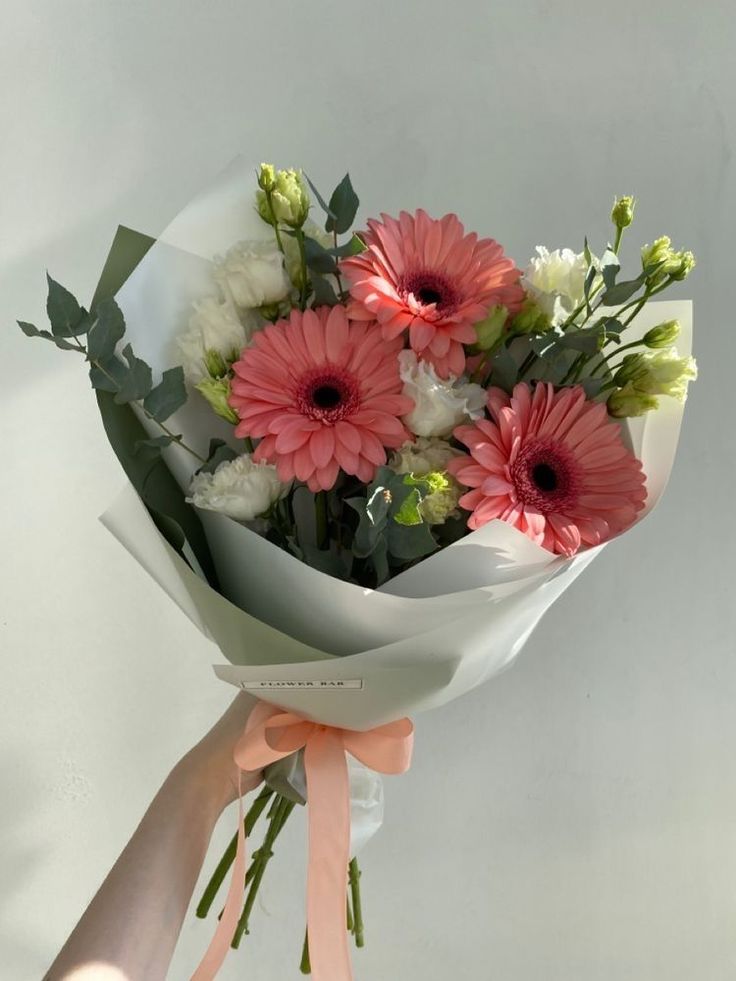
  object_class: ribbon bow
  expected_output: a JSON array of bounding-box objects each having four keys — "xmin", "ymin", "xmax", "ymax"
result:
[{"xmin": 192, "ymin": 702, "xmax": 414, "ymax": 981}]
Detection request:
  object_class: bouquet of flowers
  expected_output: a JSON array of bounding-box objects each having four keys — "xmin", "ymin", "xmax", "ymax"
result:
[{"xmin": 15, "ymin": 157, "xmax": 696, "ymax": 980}]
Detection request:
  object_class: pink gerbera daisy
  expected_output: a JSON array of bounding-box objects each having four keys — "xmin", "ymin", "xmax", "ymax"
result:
[
  {"xmin": 448, "ymin": 382, "xmax": 647, "ymax": 556},
  {"xmin": 229, "ymin": 305, "xmax": 413, "ymax": 492},
  {"xmin": 341, "ymin": 209, "xmax": 524, "ymax": 378}
]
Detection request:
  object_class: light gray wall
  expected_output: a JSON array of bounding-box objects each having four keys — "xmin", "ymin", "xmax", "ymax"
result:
[{"xmin": 1, "ymin": 2, "xmax": 734, "ymax": 979}]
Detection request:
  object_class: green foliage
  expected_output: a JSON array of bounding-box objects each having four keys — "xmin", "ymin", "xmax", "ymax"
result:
[
  {"xmin": 325, "ymin": 174, "xmax": 360, "ymax": 234},
  {"xmin": 46, "ymin": 273, "xmax": 89, "ymax": 338},
  {"xmin": 198, "ymin": 438, "xmax": 238, "ymax": 475},
  {"xmin": 143, "ymin": 366, "xmax": 187, "ymax": 422},
  {"xmin": 601, "ymin": 271, "xmax": 648, "ymax": 306},
  {"xmin": 16, "ymin": 320, "xmax": 78, "ymax": 350},
  {"xmin": 114, "ymin": 344, "xmax": 153, "ymax": 403},
  {"xmin": 346, "ymin": 468, "xmax": 437, "ymax": 584},
  {"xmin": 310, "ymin": 274, "xmax": 340, "ymax": 306},
  {"xmin": 86, "ymin": 296, "xmax": 125, "ymax": 363}
]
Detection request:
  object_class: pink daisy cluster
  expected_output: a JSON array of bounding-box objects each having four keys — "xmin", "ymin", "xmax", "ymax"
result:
[
  {"xmin": 449, "ymin": 383, "xmax": 647, "ymax": 556},
  {"xmin": 229, "ymin": 306, "xmax": 413, "ymax": 491},
  {"xmin": 341, "ymin": 209, "xmax": 524, "ymax": 378}
]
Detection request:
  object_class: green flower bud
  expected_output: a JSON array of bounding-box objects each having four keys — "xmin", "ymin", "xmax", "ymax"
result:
[
  {"xmin": 607, "ymin": 383, "xmax": 659, "ymax": 418},
  {"xmin": 671, "ymin": 250, "xmax": 696, "ymax": 281},
  {"xmin": 613, "ymin": 352, "xmax": 648, "ymax": 387},
  {"xmin": 512, "ymin": 298, "xmax": 552, "ymax": 335},
  {"xmin": 258, "ymin": 300, "xmax": 291, "ymax": 323},
  {"xmin": 257, "ymin": 163, "xmax": 277, "ymax": 192},
  {"xmin": 203, "ymin": 347, "xmax": 232, "ymax": 379},
  {"xmin": 195, "ymin": 377, "xmax": 239, "ymax": 424},
  {"xmin": 641, "ymin": 237, "xmax": 695, "ymax": 286},
  {"xmin": 474, "ymin": 305, "xmax": 508, "ymax": 350},
  {"xmin": 611, "ymin": 195, "xmax": 635, "ymax": 229},
  {"xmin": 256, "ymin": 167, "xmax": 310, "ymax": 228},
  {"xmin": 643, "ymin": 319, "xmax": 681, "ymax": 349}
]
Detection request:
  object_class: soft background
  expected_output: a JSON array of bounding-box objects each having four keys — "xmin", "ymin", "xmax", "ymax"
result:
[{"xmin": 0, "ymin": 2, "xmax": 733, "ymax": 979}]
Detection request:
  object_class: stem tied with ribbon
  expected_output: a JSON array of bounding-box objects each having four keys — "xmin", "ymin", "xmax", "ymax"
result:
[{"xmin": 192, "ymin": 703, "xmax": 414, "ymax": 981}]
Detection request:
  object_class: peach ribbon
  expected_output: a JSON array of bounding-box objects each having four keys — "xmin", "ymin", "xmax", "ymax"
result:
[{"xmin": 191, "ymin": 702, "xmax": 414, "ymax": 981}]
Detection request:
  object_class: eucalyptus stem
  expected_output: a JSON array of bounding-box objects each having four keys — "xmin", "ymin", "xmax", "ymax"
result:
[
  {"xmin": 348, "ymin": 858, "xmax": 365, "ymax": 948},
  {"xmin": 72, "ymin": 343, "xmax": 207, "ymax": 464},
  {"xmin": 332, "ymin": 230, "xmax": 345, "ymax": 297},
  {"xmin": 231, "ymin": 796, "xmax": 296, "ymax": 948},
  {"xmin": 196, "ymin": 787, "xmax": 274, "ymax": 919}
]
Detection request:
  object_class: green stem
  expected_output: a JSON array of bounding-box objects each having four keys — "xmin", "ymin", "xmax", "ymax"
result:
[
  {"xmin": 315, "ymin": 491, "xmax": 328, "ymax": 549},
  {"xmin": 613, "ymin": 226, "xmax": 624, "ymax": 255},
  {"xmin": 231, "ymin": 796, "xmax": 296, "ymax": 948},
  {"xmin": 196, "ymin": 787, "xmax": 274, "ymax": 918},
  {"xmin": 332, "ymin": 230, "xmax": 345, "ymax": 297},
  {"xmin": 346, "ymin": 892, "xmax": 354, "ymax": 933},
  {"xmin": 300, "ymin": 928, "xmax": 311, "ymax": 974},
  {"xmin": 76, "ymin": 346, "xmax": 206, "ymax": 464},
  {"xmin": 295, "ymin": 228, "xmax": 309, "ymax": 310},
  {"xmin": 348, "ymin": 858, "xmax": 365, "ymax": 948},
  {"xmin": 265, "ymin": 192, "xmax": 286, "ymax": 256}
]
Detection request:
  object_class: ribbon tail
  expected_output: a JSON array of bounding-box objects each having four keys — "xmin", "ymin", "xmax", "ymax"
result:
[
  {"xmin": 191, "ymin": 774, "xmax": 247, "ymax": 981},
  {"xmin": 305, "ymin": 732, "xmax": 353, "ymax": 981}
]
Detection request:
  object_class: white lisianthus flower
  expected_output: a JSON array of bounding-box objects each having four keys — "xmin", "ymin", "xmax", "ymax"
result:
[
  {"xmin": 213, "ymin": 239, "xmax": 291, "ymax": 310},
  {"xmin": 398, "ymin": 350, "xmax": 486, "ymax": 438},
  {"xmin": 522, "ymin": 247, "xmax": 590, "ymax": 326},
  {"xmin": 187, "ymin": 455, "xmax": 288, "ymax": 522},
  {"xmin": 178, "ymin": 297, "xmax": 249, "ymax": 384}
]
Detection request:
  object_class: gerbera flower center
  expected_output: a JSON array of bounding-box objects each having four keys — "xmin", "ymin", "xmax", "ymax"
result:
[
  {"xmin": 400, "ymin": 269, "xmax": 459, "ymax": 312},
  {"xmin": 510, "ymin": 438, "xmax": 580, "ymax": 513},
  {"xmin": 296, "ymin": 367, "xmax": 361, "ymax": 423}
]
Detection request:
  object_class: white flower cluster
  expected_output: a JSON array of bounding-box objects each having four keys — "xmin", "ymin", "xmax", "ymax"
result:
[
  {"xmin": 398, "ymin": 351, "xmax": 486, "ymax": 438},
  {"xmin": 522, "ymin": 246, "xmax": 589, "ymax": 327},
  {"xmin": 187, "ymin": 454, "xmax": 288, "ymax": 522}
]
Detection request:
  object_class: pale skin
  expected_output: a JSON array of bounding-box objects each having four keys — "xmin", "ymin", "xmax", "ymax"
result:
[{"xmin": 44, "ymin": 693, "xmax": 261, "ymax": 981}]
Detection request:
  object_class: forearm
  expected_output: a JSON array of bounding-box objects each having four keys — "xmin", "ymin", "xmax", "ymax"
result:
[
  {"xmin": 45, "ymin": 693, "xmax": 258, "ymax": 981},
  {"xmin": 46, "ymin": 761, "xmax": 223, "ymax": 981}
]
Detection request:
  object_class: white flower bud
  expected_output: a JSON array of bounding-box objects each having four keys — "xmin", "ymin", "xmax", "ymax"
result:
[
  {"xmin": 398, "ymin": 351, "xmax": 486, "ymax": 438},
  {"xmin": 213, "ymin": 240, "xmax": 291, "ymax": 311},
  {"xmin": 187, "ymin": 455, "xmax": 288, "ymax": 522}
]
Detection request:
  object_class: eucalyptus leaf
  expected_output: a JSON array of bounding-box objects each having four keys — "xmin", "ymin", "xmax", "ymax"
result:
[
  {"xmin": 114, "ymin": 344, "xmax": 153, "ymax": 403},
  {"xmin": 311, "ymin": 274, "xmax": 340, "ymax": 307},
  {"xmin": 89, "ymin": 356, "xmax": 127, "ymax": 392},
  {"xmin": 198, "ymin": 438, "xmax": 238, "ymax": 475},
  {"xmin": 556, "ymin": 330, "xmax": 604, "ymax": 355},
  {"xmin": 488, "ymin": 345, "xmax": 519, "ymax": 392},
  {"xmin": 143, "ymin": 366, "xmax": 187, "ymax": 422},
  {"xmin": 328, "ymin": 234, "xmax": 366, "ymax": 258},
  {"xmin": 326, "ymin": 173, "xmax": 359, "ymax": 235},
  {"xmin": 17, "ymin": 320, "xmax": 78, "ymax": 350},
  {"xmin": 86, "ymin": 296, "xmax": 125, "ymax": 363},
  {"xmin": 303, "ymin": 237, "xmax": 338, "ymax": 275},
  {"xmin": 46, "ymin": 274, "xmax": 88, "ymax": 337},
  {"xmin": 387, "ymin": 521, "xmax": 437, "ymax": 562}
]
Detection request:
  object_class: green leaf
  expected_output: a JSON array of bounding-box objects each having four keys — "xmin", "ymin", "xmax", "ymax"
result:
[
  {"xmin": 89, "ymin": 356, "xmax": 127, "ymax": 392},
  {"xmin": 114, "ymin": 344, "xmax": 153, "ymax": 403},
  {"xmin": 556, "ymin": 329, "xmax": 604, "ymax": 355},
  {"xmin": 198, "ymin": 438, "xmax": 238, "ymax": 475},
  {"xmin": 328, "ymin": 234, "xmax": 366, "ymax": 258},
  {"xmin": 311, "ymin": 274, "xmax": 340, "ymax": 307},
  {"xmin": 304, "ymin": 174, "xmax": 337, "ymax": 222},
  {"xmin": 95, "ymin": 387, "xmax": 218, "ymax": 587},
  {"xmin": 134, "ymin": 434, "xmax": 176, "ymax": 462},
  {"xmin": 326, "ymin": 174, "xmax": 359, "ymax": 235},
  {"xmin": 46, "ymin": 274, "xmax": 88, "ymax": 337},
  {"xmin": 601, "ymin": 273, "xmax": 647, "ymax": 306},
  {"xmin": 600, "ymin": 249, "xmax": 620, "ymax": 291},
  {"xmin": 143, "ymin": 366, "xmax": 187, "ymax": 422},
  {"xmin": 488, "ymin": 345, "xmax": 519, "ymax": 392},
  {"xmin": 16, "ymin": 320, "xmax": 78, "ymax": 350},
  {"xmin": 580, "ymin": 377, "xmax": 607, "ymax": 399},
  {"xmin": 303, "ymin": 237, "xmax": 338, "ymax": 275},
  {"xmin": 87, "ymin": 296, "xmax": 125, "ymax": 363},
  {"xmin": 387, "ymin": 521, "xmax": 437, "ymax": 562},
  {"xmin": 393, "ymin": 486, "xmax": 424, "ymax": 526}
]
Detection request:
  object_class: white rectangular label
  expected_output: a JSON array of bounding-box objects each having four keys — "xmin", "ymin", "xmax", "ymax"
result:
[{"xmin": 240, "ymin": 679, "xmax": 364, "ymax": 691}]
